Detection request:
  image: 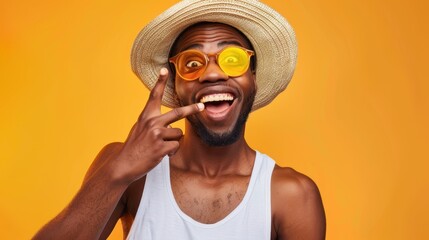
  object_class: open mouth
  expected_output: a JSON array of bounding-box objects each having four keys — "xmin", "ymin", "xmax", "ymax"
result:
[{"xmin": 199, "ymin": 93, "xmax": 235, "ymax": 113}]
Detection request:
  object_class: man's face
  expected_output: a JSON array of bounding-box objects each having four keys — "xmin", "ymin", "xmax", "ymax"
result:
[{"xmin": 171, "ymin": 23, "xmax": 256, "ymax": 146}]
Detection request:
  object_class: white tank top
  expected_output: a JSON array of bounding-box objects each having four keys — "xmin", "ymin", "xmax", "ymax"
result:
[{"xmin": 127, "ymin": 151, "xmax": 275, "ymax": 240}]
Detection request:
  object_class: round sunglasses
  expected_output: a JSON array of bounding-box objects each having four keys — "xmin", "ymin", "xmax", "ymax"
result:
[{"xmin": 169, "ymin": 46, "xmax": 254, "ymax": 81}]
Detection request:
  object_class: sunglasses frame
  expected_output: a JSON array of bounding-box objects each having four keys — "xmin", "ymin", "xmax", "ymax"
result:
[{"xmin": 169, "ymin": 46, "xmax": 254, "ymax": 81}]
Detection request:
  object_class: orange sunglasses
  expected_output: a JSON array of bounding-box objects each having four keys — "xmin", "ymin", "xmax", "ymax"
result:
[{"xmin": 169, "ymin": 46, "xmax": 254, "ymax": 81}]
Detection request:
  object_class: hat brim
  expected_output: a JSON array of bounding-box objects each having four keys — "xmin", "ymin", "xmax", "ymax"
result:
[{"xmin": 131, "ymin": 0, "xmax": 297, "ymax": 110}]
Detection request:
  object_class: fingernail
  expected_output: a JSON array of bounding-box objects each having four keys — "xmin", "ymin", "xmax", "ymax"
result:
[
  {"xmin": 160, "ymin": 68, "xmax": 168, "ymax": 76},
  {"xmin": 197, "ymin": 103, "xmax": 205, "ymax": 111}
]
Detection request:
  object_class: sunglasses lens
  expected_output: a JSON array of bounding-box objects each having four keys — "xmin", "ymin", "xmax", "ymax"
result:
[
  {"xmin": 218, "ymin": 47, "xmax": 251, "ymax": 77},
  {"xmin": 176, "ymin": 50, "xmax": 206, "ymax": 81},
  {"xmin": 170, "ymin": 47, "xmax": 252, "ymax": 81}
]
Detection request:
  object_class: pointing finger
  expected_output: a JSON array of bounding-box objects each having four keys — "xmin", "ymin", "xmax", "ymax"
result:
[
  {"xmin": 139, "ymin": 68, "xmax": 169, "ymax": 120},
  {"xmin": 158, "ymin": 102, "xmax": 205, "ymax": 126}
]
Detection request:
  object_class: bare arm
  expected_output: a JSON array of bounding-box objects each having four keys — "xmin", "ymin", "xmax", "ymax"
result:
[
  {"xmin": 33, "ymin": 68, "xmax": 204, "ymax": 239},
  {"xmin": 33, "ymin": 143, "xmax": 128, "ymax": 240},
  {"xmin": 271, "ymin": 166, "xmax": 326, "ymax": 240}
]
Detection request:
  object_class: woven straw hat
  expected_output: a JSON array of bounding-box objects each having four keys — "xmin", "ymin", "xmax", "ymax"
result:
[{"xmin": 131, "ymin": 0, "xmax": 297, "ymax": 110}]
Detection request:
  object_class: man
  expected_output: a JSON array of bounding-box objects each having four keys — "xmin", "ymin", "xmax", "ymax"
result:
[{"xmin": 34, "ymin": 0, "xmax": 326, "ymax": 239}]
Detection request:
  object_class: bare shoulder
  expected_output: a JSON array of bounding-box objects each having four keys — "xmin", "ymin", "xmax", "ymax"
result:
[
  {"xmin": 271, "ymin": 165, "xmax": 320, "ymax": 199},
  {"xmin": 271, "ymin": 165, "xmax": 326, "ymax": 240}
]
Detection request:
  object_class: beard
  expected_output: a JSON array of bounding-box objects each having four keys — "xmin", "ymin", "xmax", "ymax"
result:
[{"xmin": 184, "ymin": 89, "xmax": 256, "ymax": 147}]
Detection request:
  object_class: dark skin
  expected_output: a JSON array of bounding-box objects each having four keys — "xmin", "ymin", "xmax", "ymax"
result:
[{"xmin": 34, "ymin": 23, "xmax": 326, "ymax": 240}]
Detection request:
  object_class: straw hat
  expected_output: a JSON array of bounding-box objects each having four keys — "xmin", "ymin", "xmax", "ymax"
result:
[{"xmin": 131, "ymin": 0, "xmax": 297, "ymax": 110}]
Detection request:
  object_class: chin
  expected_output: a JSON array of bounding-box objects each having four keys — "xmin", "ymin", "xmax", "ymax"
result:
[
  {"xmin": 191, "ymin": 125, "xmax": 242, "ymax": 147},
  {"xmin": 189, "ymin": 101, "xmax": 253, "ymax": 147}
]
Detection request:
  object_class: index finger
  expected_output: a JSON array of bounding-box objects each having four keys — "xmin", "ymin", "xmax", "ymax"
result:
[
  {"xmin": 147, "ymin": 68, "xmax": 170, "ymax": 108},
  {"xmin": 158, "ymin": 102, "xmax": 205, "ymax": 126},
  {"xmin": 139, "ymin": 68, "xmax": 169, "ymax": 120}
]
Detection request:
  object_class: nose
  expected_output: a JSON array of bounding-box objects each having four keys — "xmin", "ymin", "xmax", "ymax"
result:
[{"xmin": 198, "ymin": 56, "xmax": 228, "ymax": 83}]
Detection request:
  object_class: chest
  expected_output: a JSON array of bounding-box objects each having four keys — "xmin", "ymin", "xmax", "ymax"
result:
[{"xmin": 170, "ymin": 169, "xmax": 251, "ymax": 224}]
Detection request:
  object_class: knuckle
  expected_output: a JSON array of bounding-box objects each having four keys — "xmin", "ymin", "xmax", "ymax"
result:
[
  {"xmin": 146, "ymin": 118, "xmax": 158, "ymax": 128},
  {"xmin": 150, "ymin": 128, "xmax": 163, "ymax": 138},
  {"xmin": 176, "ymin": 128, "xmax": 184, "ymax": 136},
  {"xmin": 170, "ymin": 141, "xmax": 180, "ymax": 152},
  {"xmin": 172, "ymin": 108, "xmax": 184, "ymax": 119},
  {"xmin": 149, "ymin": 88, "xmax": 160, "ymax": 100}
]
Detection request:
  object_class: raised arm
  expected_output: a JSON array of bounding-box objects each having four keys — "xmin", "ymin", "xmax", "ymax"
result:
[
  {"xmin": 271, "ymin": 166, "xmax": 326, "ymax": 240},
  {"xmin": 33, "ymin": 68, "xmax": 204, "ymax": 239}
]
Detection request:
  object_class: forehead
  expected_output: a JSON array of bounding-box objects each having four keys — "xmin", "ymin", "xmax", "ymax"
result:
[{"xmin": 171, "ymin": 22, "xmax": 252, "ymax": 54}]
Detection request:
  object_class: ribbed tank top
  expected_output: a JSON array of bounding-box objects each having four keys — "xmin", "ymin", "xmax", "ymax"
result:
[{"xmin": 127, "ymin": 151, "xmax": 275, "ymax": 240}]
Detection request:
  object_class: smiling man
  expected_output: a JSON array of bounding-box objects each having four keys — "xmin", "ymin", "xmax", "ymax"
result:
[
  {"xmin": 34, "ymin": 1, "xmax": 325, "ymax": 239},
  {"xmin": 170, "ymin": 22, "xmax": 257, "ymax": 147}
]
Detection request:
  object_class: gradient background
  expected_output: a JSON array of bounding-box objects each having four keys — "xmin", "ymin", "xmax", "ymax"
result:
[{"xmin": 1, "ymin": 0, "xmax": 428, "ymax": 239}]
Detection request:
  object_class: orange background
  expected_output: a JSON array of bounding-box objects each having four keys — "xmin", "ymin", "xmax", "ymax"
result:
[{"xmin": 1, "ymin": 0, "xmax": 428, "ymax": 239}]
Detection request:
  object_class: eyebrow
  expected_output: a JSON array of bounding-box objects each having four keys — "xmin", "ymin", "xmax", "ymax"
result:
[
  {"xmin": 218, "ymin": 40, "xmax": 244, "ymax": 47},
  {"xmin": 182, "ymin": 40, "xmax": 245, "ymax": 52}
]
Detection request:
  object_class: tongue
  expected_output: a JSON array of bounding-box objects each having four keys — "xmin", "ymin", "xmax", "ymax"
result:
[{"xmin": 205, "ymin": 101, "xmax": 230, "ymax": 113}]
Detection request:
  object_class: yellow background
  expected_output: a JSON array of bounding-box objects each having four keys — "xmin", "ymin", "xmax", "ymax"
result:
[{"xmin": 1, "ymin": 0, "xmax": 428, "ymax": 239}]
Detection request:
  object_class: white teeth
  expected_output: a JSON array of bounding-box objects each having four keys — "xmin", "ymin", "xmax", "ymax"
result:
[{"xmin": 200, "ymin": 93, "xmax": 234, "ymax": 103}]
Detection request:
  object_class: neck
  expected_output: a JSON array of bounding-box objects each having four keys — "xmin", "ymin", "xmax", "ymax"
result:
[{"xmin": 171, "ymin": 121, "xmax": 255, "ymax": 178}]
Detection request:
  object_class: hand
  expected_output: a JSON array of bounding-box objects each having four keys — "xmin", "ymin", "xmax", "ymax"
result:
[{"xmin": 113, "ymin": 68, "xmax": 204, "ymax": 184}]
